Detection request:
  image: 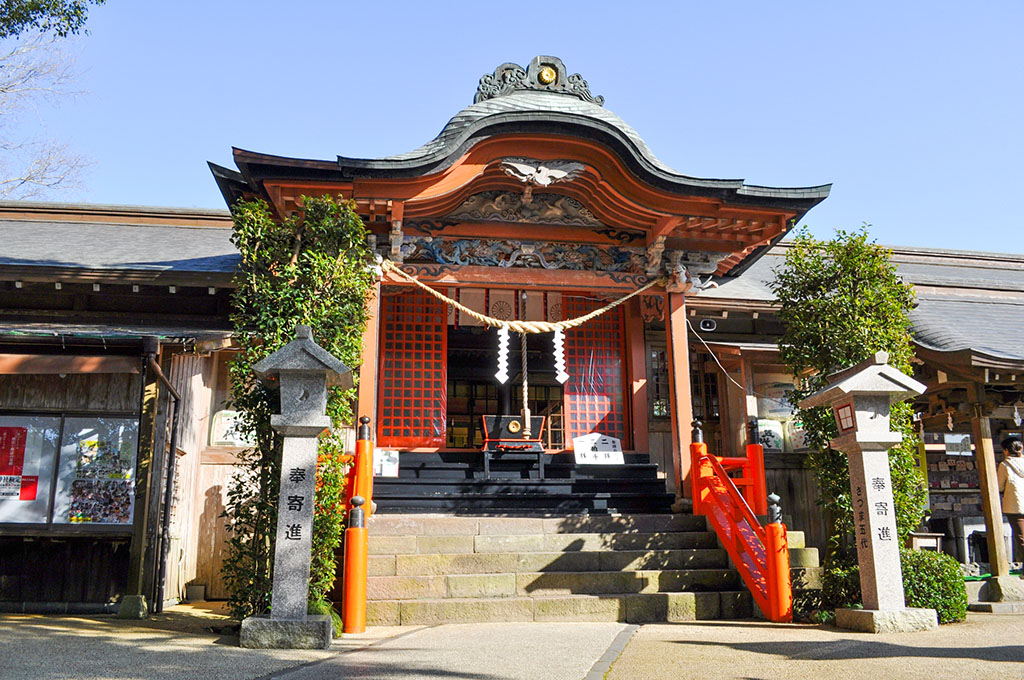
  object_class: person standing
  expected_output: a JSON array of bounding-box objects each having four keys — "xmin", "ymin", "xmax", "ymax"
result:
[{"xmin": 998, "ymin": 437, "xmax": 1024, "ymax": 568}]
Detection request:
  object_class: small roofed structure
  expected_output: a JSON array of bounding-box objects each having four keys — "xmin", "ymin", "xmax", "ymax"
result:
[
  {"xmin": 253, "ymin": 325, "xmax": 353, "ymax": 437},
  {"xmin": 252, "ymin": 325, "xmax": 353, "ymax": 391},
  {"xmin": 800, "ymin": 351, "xmax": 926, "ymax": 453}
]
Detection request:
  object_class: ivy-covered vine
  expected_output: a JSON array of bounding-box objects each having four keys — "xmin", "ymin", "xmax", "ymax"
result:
[
  {"xmin": 221, "ymin": 195, "xmax": 374, "ymax": 620},
  {"xmin": 770, "ymin": 226, "xmax": 928, "ymax": 609}
]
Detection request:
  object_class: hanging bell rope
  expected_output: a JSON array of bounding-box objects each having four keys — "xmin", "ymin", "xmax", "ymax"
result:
[{"xmin": 380, "ymin": 258, "xmax": 665, "ymax": 334}]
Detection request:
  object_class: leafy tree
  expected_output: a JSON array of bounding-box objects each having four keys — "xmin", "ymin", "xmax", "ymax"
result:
[
  {"xmin": 770, "ymin": 226, "xmax": 927, "ymax": 608},
  {"xmin": 0, "ymin": 0, "xmax": 105, "ymax": 39},
  {"xmin": 221, "ymin": 196, "xmax": 375, "ymax": 620}
]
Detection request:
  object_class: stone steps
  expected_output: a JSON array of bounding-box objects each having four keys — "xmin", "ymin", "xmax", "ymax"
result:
[
  {"xmin": 365, "ymin": 512, "xmax": 759, "ymax": 625},
  {"xmin": 372, "ymin": 451, "xmax": 676, "ymax": 513},
  {"xmin": 371, "ymin": 548, "xmax": 729, "ymax": 576},
  {"xmin": 363, "ymin": 513, "xmax": 822, "ymax": 625},
  {"xmin": 368, "ymin": 512, "xmax": 708, "ymax": 536},
  {"xmin": 368, "ymin": 568, "xmax": 742, "ymax": 600},
  {"xmin": 369, "ymin": 591, "xmax": 754, "ymax": 625}
]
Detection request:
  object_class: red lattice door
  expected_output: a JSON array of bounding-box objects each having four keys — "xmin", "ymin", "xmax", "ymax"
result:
[
  {"xmin": 563, "ymin": 295, "xmax": 629, "ymax": 447},
  {"xmin": 377, "ymin": 289, "xmax": 448, "ymax": 448}
]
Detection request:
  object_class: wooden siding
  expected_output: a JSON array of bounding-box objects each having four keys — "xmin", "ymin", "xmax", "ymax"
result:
[
  {"xmin": 0, "ymin": 372, "xmax": 141, "ymax": 413},
  {"xmin": 161, "ymin": 353, "xmax": 212, "ymax": 603},
  {"xmin": 765, "ymin": 454, "xmax": 826, "ymax": 553},
  {"xmin": 192, "ymin": 461, "xmax": 234, "ymax": 600}
]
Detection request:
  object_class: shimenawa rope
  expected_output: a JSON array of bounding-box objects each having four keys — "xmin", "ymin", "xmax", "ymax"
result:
[
  {"xmin": 380, "ymin": 258, "xmax": 665, "ymax": 333},
  {"xmin": 379, "ymin": 258, "xmax": 667, "ymax": 440}
]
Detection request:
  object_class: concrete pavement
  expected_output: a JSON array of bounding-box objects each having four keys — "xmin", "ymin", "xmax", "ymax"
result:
[
  {"xmin": 0, "ymin": 603, "xmax": 1022, "ymax": 679},
  {"xmin": 606, "ymin": 616, "xmax": 1024, "ymax": 680}
]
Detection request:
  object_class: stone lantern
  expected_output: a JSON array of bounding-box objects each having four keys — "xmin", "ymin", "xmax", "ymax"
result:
[
  {"xmin": 800, "ymin": 351, "xmax": 938, "ymax": 633},
  {"xmin": 240, "ymin": 325, "xmax": 352, "ymax": 649}
]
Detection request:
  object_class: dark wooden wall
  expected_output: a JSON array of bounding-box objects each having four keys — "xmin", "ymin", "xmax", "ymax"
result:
[
  {"xmin": 0, "ymin": 372, "xmax": 141, "ymax": 413},
  {"xmin": 765, "ymin": 454, "xmax": 827, "ymax": 553},
  {"xmin": 0, "ymin": 537, "xmax": 129, "ymax": 605}
]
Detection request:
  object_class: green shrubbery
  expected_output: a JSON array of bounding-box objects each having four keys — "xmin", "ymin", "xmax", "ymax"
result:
[
  {"xmin": 901, "ymin": 549, "xmax": 968, "ymax": 623},
  {"xmin": 772, "ymin": 227, "xmax": 929, "ymax": 612},
  {"xmin": 810, "ymin": 550, "xmax": 967, "ymax": 624},
  {"xmin": 220, "ymin": 196, "xmax": 374, "ymax": 620}
]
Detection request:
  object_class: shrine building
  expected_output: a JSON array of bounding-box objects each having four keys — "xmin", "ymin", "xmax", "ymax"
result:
[
  {"xmin": 8, "ymin": 56, "xmax": 1021, "ymax": 621},
  {"xmin": 211, "ymin": 55, "xmax": 830, "ymax": 513}
]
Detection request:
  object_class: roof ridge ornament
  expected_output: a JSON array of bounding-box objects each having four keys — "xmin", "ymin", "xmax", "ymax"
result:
[{"xmin": 474, "ymin": 56, "xmax": 605, "ymax": 106}]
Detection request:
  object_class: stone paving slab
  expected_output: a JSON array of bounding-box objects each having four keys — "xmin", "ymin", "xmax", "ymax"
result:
[
  {"xmin": 0, "ymin": 604, "xmax": 400, "ymax": 680},
  {"xmin": 283, "ymin": 622, "xmax": 628, "ymax": 680},
  {"xmin": 606, "ymin": 614, "xmax": 1024, "ymax": 680},
  {"xmin": 7, "ymin": 602, "xmax": 1015, "ymax": 680}
]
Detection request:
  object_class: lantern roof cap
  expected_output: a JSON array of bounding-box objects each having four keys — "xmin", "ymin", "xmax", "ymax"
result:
[{"xmin": 252, "ymin": 325, "xmax": 353, "ymax": 389}]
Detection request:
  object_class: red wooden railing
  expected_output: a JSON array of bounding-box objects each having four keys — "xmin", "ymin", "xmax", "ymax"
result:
[{"xmin": 690, "ymin": 423, "xmax": 792, "ymax": 622}]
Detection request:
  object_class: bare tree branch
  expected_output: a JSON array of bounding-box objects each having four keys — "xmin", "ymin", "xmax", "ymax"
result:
[
  {"xmin": 0, "ymin": 139, "xmax": 88, "ymax": 198},
  {"xmin": 0, "ymin": 31, "xmax": 88, "ymax": 198}
]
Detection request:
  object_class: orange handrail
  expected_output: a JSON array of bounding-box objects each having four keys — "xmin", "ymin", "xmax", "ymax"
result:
[
  {"xmin": 342, "ymin": 415, "xmax": 374, "ymax": 634},
  {"xmin": 690, "ymin": 423, "xmax": 791, "ymax": 623}
]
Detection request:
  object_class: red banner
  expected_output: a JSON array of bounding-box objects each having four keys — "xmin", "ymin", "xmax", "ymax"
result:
[
  {"xmin": 0, "ymin": 427, "xmax": 27, "ymax": 476},
  {"xmin": 19, "ymin": 475, "xmax": 38, "ymax": 501}
]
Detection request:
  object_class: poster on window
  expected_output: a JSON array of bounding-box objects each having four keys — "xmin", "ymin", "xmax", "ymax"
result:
[
  {"xmin": 53, "ymin": 417, "xmax": 139, "ymax": 525},
  {"xmin": 0, "ymin": 416, "xmax": 60, "ymax": 523}
]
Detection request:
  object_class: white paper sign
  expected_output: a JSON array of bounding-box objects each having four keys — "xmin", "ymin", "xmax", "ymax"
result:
[
  {"xmin": 944, "ymin": 434, "xmax": 972, "ymax": 456},
  {"xmin": 373, "ymin": 449, "xmax": 400, "ymax": 478},
  {"xmin": 572, "ymin": 433, "xmax": 624, "ymax": 465}
]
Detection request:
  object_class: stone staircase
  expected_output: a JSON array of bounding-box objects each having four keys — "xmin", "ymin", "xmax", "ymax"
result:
[{"xmin": 364, "ymin": 512, "xmax": 819, "ymax": 625}]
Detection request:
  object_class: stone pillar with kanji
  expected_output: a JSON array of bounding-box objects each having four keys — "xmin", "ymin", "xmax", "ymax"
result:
[
  {"xmin": 800, "ymin": 351, "xmax": 938, "ymax": 634},
  {"xmin": 240, "ymin": 325, "xmax": 352, "ymax": 650}
]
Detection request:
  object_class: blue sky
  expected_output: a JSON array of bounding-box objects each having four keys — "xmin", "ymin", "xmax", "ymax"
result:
[{"xmin": 14, "ymin": 1, "xmax": 1024, "ymax": 252}]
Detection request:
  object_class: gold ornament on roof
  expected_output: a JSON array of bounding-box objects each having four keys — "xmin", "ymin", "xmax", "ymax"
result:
[{"xmin": 538, "ymin": 66, "xmax": 557, "ymax": 84}]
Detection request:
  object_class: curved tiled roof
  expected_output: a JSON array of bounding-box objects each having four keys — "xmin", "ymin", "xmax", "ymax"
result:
[
  {"xmin": 335, "ymin": 87, "xmax": 830, "ymax": 204},
  {"xmin": 383, "ymin": 90, "xmax": 676, "ymax": 173},
  {"xmin": 214, "ymin": 57, "xmax": 830, "ymax": 220},
  {"xmin": 909, "ymin": 295, "xmax": 1024, "ymax": 362}
]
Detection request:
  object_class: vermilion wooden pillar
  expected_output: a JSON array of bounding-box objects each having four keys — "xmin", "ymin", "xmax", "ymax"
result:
[
  {"xmin": 356, "ymin": 280, "xmax": 381, "ymax": 436},
  {"xmin": 625, "ymin": 298, "xmax": 649, "ymax": 453},
  {"xmin": 664, "ymin": 291, "xmax": 693, "ymax": 505}
]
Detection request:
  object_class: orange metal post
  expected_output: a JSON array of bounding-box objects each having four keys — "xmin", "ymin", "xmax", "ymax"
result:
[
  {"xmin": 353, "ymin": 417, "xmax": 374, "ymax": 516},
  {"xmin": 747, "ymin": 443, "xmax": 767, "ymax": 515},
  {"xmin": 342, "ymin": 496, "xmax": 368, "ymax": 634},
  {"xmin": 764, "ymin": 494, "xmax": 793, "ymax": 623}
]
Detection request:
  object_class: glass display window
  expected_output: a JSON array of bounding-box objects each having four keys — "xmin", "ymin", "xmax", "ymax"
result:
[
  {"xmin": 0, "ymin": 415, "xmax": 61, "ymax": 524},
  {"xmin": 52, "ymin": 416, "xmax": 139, "ymax": 525}
]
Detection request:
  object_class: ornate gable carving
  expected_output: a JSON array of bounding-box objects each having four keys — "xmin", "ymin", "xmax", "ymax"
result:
[
  {"xmin": 475, "ymin": 56, "xmax": 604, "ymax": 106},
  {"xmin": 446, "ymin": 190, "xmax": 605, "ymax": 228}
]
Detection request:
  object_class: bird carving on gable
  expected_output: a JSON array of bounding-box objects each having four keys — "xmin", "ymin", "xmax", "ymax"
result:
[{"xmin": 501, "ymin": 158, "xmax": 585, "ymax": 203}]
